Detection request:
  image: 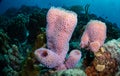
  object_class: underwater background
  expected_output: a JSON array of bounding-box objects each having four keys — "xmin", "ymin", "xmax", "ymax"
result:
[
  {"xmin": 0, "ymin": 0, "xmax": 120, "ymax": 76},
  {"xmin": 0, "ymin": 0, "xmax": 120, "ymax": 26}
]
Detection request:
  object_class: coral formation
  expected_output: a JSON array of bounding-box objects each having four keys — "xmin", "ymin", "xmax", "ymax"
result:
[
  {"xmin": 0, "ymin": 29, "xmax": 10, "ymax": 53},
  {"xmin": 20, "ymin": 31, "xmax": 46, "ymax": 76},
  {"xmin": 34, "ymin": 7, "xmax": 81, "ymax": 70},
  {"xmin": 1, "ymin": 44, "xmax": 24, "ymax": 76},
  {"xmin": 0, "ymin": 29, "xmax": 24, "ymax": 76},
  {"xmin": 80, "ymin": 20, "xmax": 107, "ymax": 52},
  {"xmin": 27, "ymin": 10, "xmax": 46, "ymax": 43},
  {"xmin": 103, "ymin": 38, "xmax": 120, "ymax": 65},
  {"xmin": 3, "ymin": 45, "xmax": 23, "ymax": 76},
  {"xmin": 6, "ymin": 13, "xmax": 29, "ymax": 43},
  {"xmin": 103, "ymin": 38, "xmax": 120, "ymax": 76},
  {"xmin": 85, "ymin": 47, "xmax": 118, "ymax": 76},
  {"xmin": 51, "ymin": 69, "xmax": 86, "ymax": 76},
  {"xmin": 106, "ymin": 22, "xmax": 120, "ymax": 41},
  {"xmin": 0, "ymin": 4, "xmax": 120, "ymax": 76},
  {"xmin": 20, "ymin": 51, "xmax": 40, "ymax": 76},
  {"xmin": 34, "ymin": 32, "xmax": 46, "ymax": 50}
]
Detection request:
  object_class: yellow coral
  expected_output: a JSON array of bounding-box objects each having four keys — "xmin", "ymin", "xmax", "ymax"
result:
[
  {"xmin": 95, "ymin": 64, "xmax": 105, "ymax": 72},
  {"xmin": 20, "ymin": 32, "xmax": 46, "ymax": 76},
  {"xmin": 20, "ymin": 51, "xmax": 40, "ymax": 76},
  {"xmin": 34, "ymin": 32, "xmax": 46, "ymax": 50}
]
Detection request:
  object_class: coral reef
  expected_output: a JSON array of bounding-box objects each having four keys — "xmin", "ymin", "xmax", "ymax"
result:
[
  {"xmin": 106, "ymin": 22, "xmax": 120, "ymax": 41},
  {"xmin": 20, "ymin": 31, "xmax": 46, "ymax": 76},
  {"xmin": 2, "ymin": 44, "xmax": 24, "ymax": 76},
  {"xmin": 19, "ymin": 26, "xmax": 46, "ymax": 76},
  {"xmin": 80, "ymin": 20, "xmax": 119, "ymax": 76},
  {"xmin": 17, "ymin": 5, "xmax": 41, "ymax": 15},
  {"xmin": 34, "ymin": 32, "xmax": 46, "ymax": 50},
  {"xmin": 0, "ymin": 15, "xmax": 9, "ymax": 28},
  {"xmin": 20, "ymin": 51, "xmax": 40, "ymax": 76},
  {"xmin": 85, "ymin": 47, "xmax": 118, "ymax": 76},
  {"xmin": 34, "ymin": 7, "xmax": 81, "ymax": 70},
  {"xmin": 84, "ymin": 38, "xmax": 120, "ymax": 76},
  {"xmin": 6, "ymin": 13, "xmax": 29, "ymax": 43},
  {"xmin": 51, "ymin": 69, "xmax": 86, "ymax": 76},
  {"xmin": 27, "ymin": 10, "xmax": 46, "ymax": 43},
  {"xmin": 0, "ymin": 5, "xmax": 120, "ymax": 76},
  {"xmin": 0, "ymin": 29, "xmax": 10, "ymax": 75},
  {"xmin": 3, "ymin": 7, "xmax": 18, "ymax": 17},
  {"xmin": 116, "ymin": 72, "xmax": 120, "ymax": 76},
  {"xmin": 103, "ymin": 38, "xmax": 120, "ymax": 65},
  {"xmin": 0, "ymin": 29, "xmax": 10, "ymax": 53},
  {"xmin": 0, "ymin": 29, "xmax": 26, "ymax": 76},
  {"xmin": 103, "ymin": 38, "xmax": 120, "ymax": 76},
  {"xmin": 80, "ymin": 20, "xmax": 106, "ymax": 52}
]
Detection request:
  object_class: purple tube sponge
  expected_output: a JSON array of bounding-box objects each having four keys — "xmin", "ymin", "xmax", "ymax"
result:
[
  {"xmin": 34, "ymin": 48, "xmax": 63, "ymax": 68},
  {"xmin": 80, "ymin": 20, "xmax": 106, "ymax": 52},
  {"xmin": 65, "ymin": 50, "xmax": 82, "ymax": 69},
  {"xmin": 34, "ymin": 7, "xmax": 81, "ymax": 70},
  {"xmin": 46, "ymin": 7, "xmax": 77, "ymax": 61},
  {"xmin": 55, "ymin": 64, "xmax": 67, "ymax": 70}
]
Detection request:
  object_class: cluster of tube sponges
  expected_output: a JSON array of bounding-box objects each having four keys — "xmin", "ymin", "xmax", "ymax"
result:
[{"xmin": 34, "ymin": 7, "xmax": 107, "ymax": 70}]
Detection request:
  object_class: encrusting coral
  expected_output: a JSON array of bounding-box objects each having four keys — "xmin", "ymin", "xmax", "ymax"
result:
[
  {"xmin": 51, "ymin": 69, "xmax": 86, "ymax": 76},
  {"xmin": 103, "ymin": 38, "xmax": 120, "ymax": 76},
  {"xmin": 0, "ymin": 29, "xmax": 24, "ymax": 76},
  {"xmin": 0, "ymin": 29, "xmax": 10, "ymax": 53},
  {"xmin": 6, "ymin": 14, "xmax": 29, "ymax": 43},
  {"xmin": 20, "ymin": 51, "xmax": 40, "ymax": 76},
  {"xmin": 34, "ymin": 7, "xmax": 82, "ymax": 70},
  {"xmin": 103, "ymin": 38, "xmax": 120, "ymax": 65},
  {"xmin": 4, "ymin": 45, "xmax": 23, "ymax": 75},
  {"xmin": 85, "ymin": 47, "xmax": 118, "ymax": 76},
  {"xmin": 34, "ymin": 32, "xmax": 46, "ymax": 50},
  {"xmin": 20, "ymin": 32, "xmax": 46, "ymax": 76}
]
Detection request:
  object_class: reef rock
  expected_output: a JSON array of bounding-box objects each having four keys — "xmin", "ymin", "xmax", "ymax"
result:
[
  {"xmin": 103, "ymin": 38, "xmax": 120, "ymax": 65},
  {"xmin": 51, "ymin": 69, "xmax": 86, "ymax": 76}
]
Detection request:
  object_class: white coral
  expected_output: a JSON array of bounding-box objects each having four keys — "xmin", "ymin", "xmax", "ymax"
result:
[{"xmin": 103, "ymin": 38, "xmax": 120, "ymax": 65}]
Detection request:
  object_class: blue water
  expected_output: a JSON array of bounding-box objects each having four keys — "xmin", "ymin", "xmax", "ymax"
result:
[{"xmin": 0, "ymin": 0, "xmax": 120, "ymax": 26}]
